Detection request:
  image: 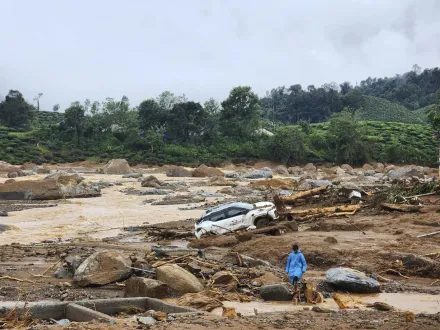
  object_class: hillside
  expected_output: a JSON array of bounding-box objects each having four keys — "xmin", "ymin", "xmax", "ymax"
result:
[
  {"xmin": 357, "ymin": 96, "xmax": 426, "ymax": 124},
  {"xmin": 34, "ymin": 111, "xmax": 64, "ymax": 127}
]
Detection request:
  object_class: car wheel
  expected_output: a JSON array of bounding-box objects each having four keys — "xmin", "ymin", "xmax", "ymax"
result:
[{"xmin": 254, "ymin": 216, "xmax": 270, "ymax": 229}]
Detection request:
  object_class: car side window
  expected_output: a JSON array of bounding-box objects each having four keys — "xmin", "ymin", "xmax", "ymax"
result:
[
  {"xmin": 210, "ymin": 212, "xmax": 226, "ymax": 222},
  {"xmin": 226, "ymin": 208, "xmax": 245, "ymax": 217}
]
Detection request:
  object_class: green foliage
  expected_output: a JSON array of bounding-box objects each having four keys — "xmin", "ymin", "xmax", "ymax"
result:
[
  {"xmin": 358, "ymin": 96, "xmax": 426, "ymax": 124},
  {"xmin": 167, "ymin": 102, "xmax": 208, "ymax": 143},
  {"xmin": 220, "ymin": 86, "xmax": 261, "ymax": 139},
  {"xmin": 0, "ymin": 90, "xmax": 36, "ymax": 129}
]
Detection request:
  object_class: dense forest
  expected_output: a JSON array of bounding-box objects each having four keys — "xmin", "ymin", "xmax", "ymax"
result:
[{"xmin": 0, "ymin": 66, "xmax": 439, "ymax": 167}]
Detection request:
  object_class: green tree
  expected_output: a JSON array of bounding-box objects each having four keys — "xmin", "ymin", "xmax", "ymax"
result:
[
  {"xmin": 327, "ymin": 109, "xmax": 369, "ymax": 164},
  {"xmin": 167, "ymin": 101, "xmax": 208, "ymax": 143},
  {"xmin": 427, "ymin": 89, "xmax": 440, "ymax": 176},
  {"xmin": 0, "ymin": 90, "xmax": 36, "ymax": 129},
  {"xmin": 138, "ymin": 99, "xmax": 166, "ymax": 131},
  {"xmin": 267, "ymin": 127, "xmax": 307, "ymax": 164},
  {"xmin": 220, "ymin": 86, "xmax": 261, "ymax": 139},
  {"xmin": 64, "ymin": 102, "xmax": 85, "ymax": 146}
]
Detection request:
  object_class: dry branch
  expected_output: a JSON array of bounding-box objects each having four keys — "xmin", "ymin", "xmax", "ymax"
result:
[
  {"xmin": 381, "ymin": 203, "xmax": 422, "ymax": 213},
  {"xmin": 281, "ymin": 186, "xmax": 327, "ymax": 204}
]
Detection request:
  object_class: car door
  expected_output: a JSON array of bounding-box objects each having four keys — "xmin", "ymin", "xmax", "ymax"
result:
[{"xmin": 223, "ymin": 207, "xmax": 249, "ymax": 232}]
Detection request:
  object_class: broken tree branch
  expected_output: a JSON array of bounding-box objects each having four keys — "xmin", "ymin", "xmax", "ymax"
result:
[
  {"xmin": 417, "ymin": 231, "xmax": 440, "ymax": 238},
  {"xmin": 151, "ymin": 254, "xmax": 192, "ymax": 268},
  {"xmin": 380, "ymin": 269, "xmax": 410, "ymax": 279},
  {"xmin": 284, "ymin": 204, "xmax": 360, "ymax": 217},
  {"xmin": 281, "ymin": 186, "xmax": 327, "ymax": 204},
  {"xmin": 381, "ymin": 203, "xmax": 422, "ymax": 213},
  {"xmin": 0, "ymin": 276, "xmax": 36, "ymax": 284}
]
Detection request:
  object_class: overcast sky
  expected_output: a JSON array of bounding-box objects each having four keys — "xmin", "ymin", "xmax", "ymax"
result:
[{"xmin": 1, "ymin": 0, "xmax": 439, "ymax": 111}]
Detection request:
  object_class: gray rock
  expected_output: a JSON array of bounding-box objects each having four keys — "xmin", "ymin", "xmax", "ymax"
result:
[
  {"xmin": 305, "ymin": 179, "xmax": 332, "ymax": 188},
  {"xmin": 60, "ymin": 184, "xmax": 101, "ymax": 198},
  {"xmin": 0, "ymin": 211, "xmax": 8, "ymax": 217},
  {"xmin": 165, "ymin": 166, "xmax": 192, "ymax": 177},
  {"xmin": 260, "ymin": 284, "xmax": 293, "ymax": 301},
  {"xmin": 387, "ymin": 167, "xmax": 424, "ymax": 181},
  {"xmin": 0, "ymin": 224, "xmax": 11, "ymax": 232},
  {"xmin": 156, "ymin": 264, "xmax": 204, "ymax": 293},
  {"xmin": 141, "ymin": 175, "xmax": 162, "ymax": 188},
  {"xmin": 54, "ymin": 266, "xmax": 68, "ymax": 279},
  {"xmin": 73, "ymin": 251, "xmax": 133, "ymax": 287},
  {"xmin": 122, "ymin": 173, "xmax": 143, "ymax": 179},
  {"xmin": 142, "ymin": 188, "xmax": 170, "ymax": 195},
  {"xmin": 225, "ymin": 172, "xmax": 243, "ymax": 179},
  {"xmin": 102, "ymin": 159, "xmax": 132, "ymax": 175},
  {"xmin": 95, "ymin": 180, "xmax": 114, "ymax": 188},
  {"xmin": 243, "ymin": 167, "xmax": 273, "ymax": 179},
  {"xmin": 364, "ymin": 170, "xmax": 376, "ymax": 177},
  {"xmin": 7, "ymin": 172, "xmax": 18, "ymax": 178},
  {"xmin": 341, "ymin": 164, "xmax": 353, "ymax": 172},
  {"xmin": 65, "ymin": 255, "xmax": 84, "ymax": 273},
  {"xmin": 288, "ymin": 166, "xmax": 303, "ymax": 175},
  {"xmin": 22, "ymin": 170, "xmax": 35, "ymax": 176},
  {"xmin": 192, "ymin": 190, "xmax": 223, "ymax": 198},
  {"xmin": 326, "ymin": 267, "xmax": 380, "ymax": 293},
  {"xmin": 136, "ymin": 316, "xmax": 157, "ymax": 325}
]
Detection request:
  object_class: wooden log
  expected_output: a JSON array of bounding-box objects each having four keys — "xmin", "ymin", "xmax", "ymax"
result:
[
  {"xmin": 284, "ymin": 204, "xmax": 360, "ymax": 217},
  {"xmin": 381, "ymin": 203, "xmax": 422, "ymax": 213},
  {"xmin": 281, "ymin": 186, "xmax": 327, "ymax": 204}
]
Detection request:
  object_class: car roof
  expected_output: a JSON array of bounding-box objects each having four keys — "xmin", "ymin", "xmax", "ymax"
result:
[{"xmin": 203, "ymin": 202, "xmax": 253, "ymax": 216}]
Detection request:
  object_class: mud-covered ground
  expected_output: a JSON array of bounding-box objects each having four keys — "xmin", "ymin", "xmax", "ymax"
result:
[{"xmin": 1, "ymin": 161, "xmax": 440, "ymax": 329}]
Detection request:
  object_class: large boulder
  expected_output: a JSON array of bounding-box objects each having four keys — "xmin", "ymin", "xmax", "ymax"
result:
[
  {"xmin": 192, "ymin": 164, "xmax": 224, "ymax": 178},
  {"xmin": 44, "ymin": 171, "xmax": 83, "ymax": 186},
  {"xmin": 37, "ymin": 167, "xmax": 51, "ymax": 174},
  {"xmin": 73, "ymin": 251, "xmax": 133, "ymax": 287},
  {"xmin": 102, "ymin": 159, "xmax": 132, "ymax": 175},
  {"xmin": 21, "ymin": 162, "xmax": 37, "ymax": 171},
  {"xmin": 165, "ymin": 166, "xmax": 192, "ymax": 177},
  {"xmin": 156, "ymin": 264, "xmax": 204, "ymax": 293},
  {"xmin": 260, "ymin": 284, "xmax": 293, "ymax": 301},
  {"xmin": 325, "ymin": 267, "xmax": 380, "ymax": 293},
  {"xmin": 60, "ymin": 184, "xmax": 101, "ymax": 198},
  {"xmin": 288, "ymin": 166, "xmax": 303, "ymax": 176},
  {"xmin": 362, "ymin": 164, "xmax": 374, "ymax": 171},
  {"xmin": 273, "ymin": 165, "xmax": 289, "ymax": 176},
  {"xmin": 0, "ymin": 180, "xmax": 62, "ymax": 200},
  {"xmin": 243, "ymin": 167, "xmax": 273, "ymax": 179},
  {"xmin": 374, "ymin": 163, "xmax": 385, "ymax": 173},
  {"xmin": 341, "ymin": 164, "xmax": 354, "ymax": 172},
  {"xmin": 303, "ymin": 163, "xmax": 316, "ymax": 172},
  {"xmin": 124, "ymin": 277, "xmax": 170, "ymax": 298},
  {"xmin": 387, "ymin": 166, "xmax": 424, "ymax": 181},
  {"xmin": 304, "ymin": 179, "xmax": 332, "ymax": 188}
]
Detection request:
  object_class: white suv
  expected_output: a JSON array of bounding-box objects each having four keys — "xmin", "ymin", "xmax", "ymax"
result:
[{"xmin": 194, "ymin": 202, "xmax": 278, "ymax": 239}]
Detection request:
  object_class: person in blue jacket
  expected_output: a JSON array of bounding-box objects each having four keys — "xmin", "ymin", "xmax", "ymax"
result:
[{"xmin": 285, "ymin": 243, "xmax": 307, "ymax": 291}]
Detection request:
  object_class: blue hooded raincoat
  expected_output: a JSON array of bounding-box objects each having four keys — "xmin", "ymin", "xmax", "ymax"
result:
[{"xmin": 285, "ymin": 250, "xmax": 307, "ymax": 283}]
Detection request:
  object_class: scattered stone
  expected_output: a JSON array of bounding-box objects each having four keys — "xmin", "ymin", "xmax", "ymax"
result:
[
  {"xmin": 0, "ymin": 224, "xmax": 11, "ymax": 232},
  {"xmin": 44, "ymin": 171, "xmax": 83, "ymax": 186},
  {"xmin": 165, "ymin": 166, "xmax": 192, "ymax": 177},
  {"xmin": 212, "ymin": 271, "xmax": 236, "ymax": 285},
  {"xmin": 7, "ymin": 172, "xmax": 18, "ymax": 178},
  {"xmin": 243, "ymin": 167, "xmax": 273, "ymax": 179},
  {"xmin": 207, "ymin": 176, "xmax": 237, "ymax": 187},
  {"xmin": 60, "ymin": 184, "xmax": 101, "ymax": 198},
  {"xmin": 73, "ymin": 251, "xmax": 133, "ymax": 287},
  {"xmin": 124, "ymin": 277, "xmax": 170, "ymax": 298},
  {"xmin": 122, "ymin": 173, "xmax": 143, "ymax": 179},
  {"xmin": 362, "ymin": 164, "xmax": 374, "ymax": 171},
  {"xmin": 156, "ymin": 264, "xmax": 204, "ymax": 293},
  {"xmin": 37, "ymin": 167, "xmax": 51, "ymax": 174},
  {"xmin": 54, "ymin": 266, "xmax": 68, "ymax": 279},
  {"xmin": 252, "ymin": 272, "xmax": 282, "ymax": 286},
  {"xmin": 0, "ymin": 211, "xmax": 8, "ymax": 217},
  {"xmin": 21, "ymin": 162, "xmax": 37, "ymax": 171},
  {"xmin": 142, "ymin": 188, "xmax": 170, "ymax": 195},
  {"xmin": 312, "ymin": 306, "xmax": 334, "ymax": 313},
  {"xmin": 224, "ymin": 172, "xmax": 243, "ymax": 179},
  {"xmin": 273, "ymin": 165, "xmax": 289, "ymax": 176},
  {"xmin": 387, "ymin": 166, "xmax": 424, "ymax": 181},
  {"xmin": 375, "ymin": 163, "xmax": 385, "ymax": 173},
  {"xmin": 326, "ymin": 267, "xmax": 380, "ymax": 293},
  {"xmin": 102, "ymin": 159, "xmax": 132, "ymax": 174},
  {"xmin": 65, "ymin": 255, "xmax": 84, "ymax": 273},
  {"xmin": 304, "ymin": 179, "xmax": 332, "ymax": 188},
  {"xmin": 368, "ymin": 302, "xmax": 394, "ymax": 311},
  {"xmin": 324, "ymin": 236, "xmax": 338, "ymax": 244},
  {"xmin": 141, "ymin": 175, "xmax": 162, "ymax": 188},
  {"xmin": 192, "ymin": 164, "xmax": 224, "ymax": 177},
  {"xmin": 260, "ymin": 284, "xmax": 293, "ymax": 301},
  {"xmin": 135, "ymin": 316, "xmax": 156, "ymax": 325},
  {"xmin": 364, "ymin": 170, "xmax": 376, "ymax": 176}
]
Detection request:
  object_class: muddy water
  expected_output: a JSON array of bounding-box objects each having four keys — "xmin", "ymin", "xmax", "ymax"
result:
[
  {"xmin": 0, "ymin": 173, "xmax": 212, "ymax": 245},
  {"xmin": 211, "ymin": 293, "xmax": 440, "ymax": 316}
]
